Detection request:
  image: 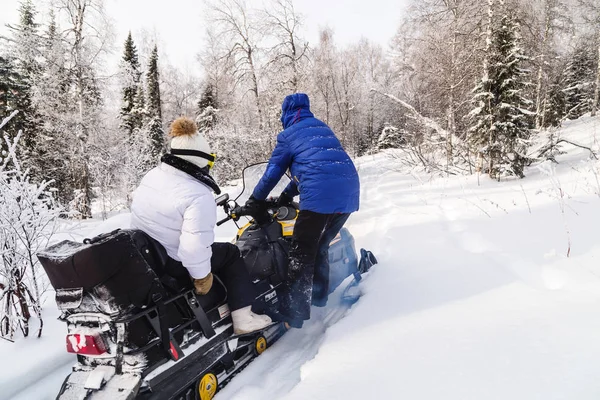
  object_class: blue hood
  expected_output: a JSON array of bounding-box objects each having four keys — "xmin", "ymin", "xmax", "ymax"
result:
[
  {"xmin": 280, "ymin": 93, "xmax": 314, "ymax": 129},
  {"xmin": 254, "ymin": 92, "xmax": 360, "ymax": 214}
]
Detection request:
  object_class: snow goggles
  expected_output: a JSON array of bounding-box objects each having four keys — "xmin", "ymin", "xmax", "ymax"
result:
[{"xmin": 170, "ymin": 149, "xmax": 217, "ymax": 170}]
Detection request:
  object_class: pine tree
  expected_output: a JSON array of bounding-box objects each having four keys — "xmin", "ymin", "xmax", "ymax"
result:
[
  {"xmin": 196, "ymin": 84, "xmax": 218, "ymax": 131},
  {"xmin": 5, "ymin": 0, "xmax": 42, "ymax": 153},
  {"xmin": 542, "ymin": 66, "xmax": 568, "ymax": 128},
  {"xmin": 119, "ymin": 81, "xmax": 153, "ymax": 205},
  {"xmin": 120, "ymin": 32, "xmax": 142, "ymax": 137},
  {"xmin": 146, "ymin": 45, "xmax": 164, "ymax": 160},
  {"xmin": 29, "ymin": 11, "xmax": 73, "ymax": 204},
  {"xmin": 0, "ymin": 56, "xmax": 23, "ymax": 162},
  {"xmin": 131, "ymin": 84, "xmax": 147, "ymax": 130},
  {"xmin": 468, "ymin": 7, "xmax": 533, "ymax": 179},
  {"xmin": 0, "ymin": 56, "xmax": 21, "ymax": 122},
  {"xmin": 377, "ymin": 125, "xmax": 405, "ymax": 150},
  {"xmin": 562, "ymin": 42, "xmax": 595, "ymax": 120}
]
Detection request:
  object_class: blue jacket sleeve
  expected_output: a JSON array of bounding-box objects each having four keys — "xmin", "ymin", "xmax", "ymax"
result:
[{"xmin": 252, "ymin": 134, "xmax": 292, "ymax": 200}]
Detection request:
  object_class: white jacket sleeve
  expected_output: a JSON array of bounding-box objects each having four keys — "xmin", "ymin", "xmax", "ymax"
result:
[{"xmin": 177, "ymin": 194, "xmax": 216, "ymax": 279}]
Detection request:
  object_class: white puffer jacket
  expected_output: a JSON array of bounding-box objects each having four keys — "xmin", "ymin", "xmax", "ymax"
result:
[{"xmin": 130, "ymin": 163, "xmax": 216, "ymax": 279}]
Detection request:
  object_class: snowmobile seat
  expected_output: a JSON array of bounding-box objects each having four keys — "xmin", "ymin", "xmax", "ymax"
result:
[
  {"xmin": 128, "ymin": 230, "xmax": 188, "ymax": 292},
  {"xmin": 128, "ymin": 230, "xmax": 228, "ymax": 312}
]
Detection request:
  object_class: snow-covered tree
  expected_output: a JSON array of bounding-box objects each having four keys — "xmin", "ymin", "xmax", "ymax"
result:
[
  {"xmin": 196, "ymin": 84, "xmax": 219, "ymax": 131},
  {"xmin": 562, "ymin": 42, "xmax": 596, "ymax": 120},
  {"xmin": 29, "ymin": 11, "xmax": 74, "ymax": 206},
  {"xmin": 378, "ymin": 125, "xmax": 405, "ymax": 150},
  {"xmin": 308, "ymin": 29, "xmax": 362, "ymax": 152},
  {"xmin": 37, "ymin": 0, "xmax": 111, "ymax": 218},
  {"xmin": 577, "ymin": 0, "xmax": 600, "ymax": 117},
  {"xmin": 469, "ymin": 2, "xmax": 534, "ymax": 179},
  {"xmin": 131, "ymin": 84, "xmax": 147, "ymax": 134},
  {"xmin": 146, "ymin": 44, "xmax": 164, "ymax": 161},
  {"xmin": 528, "ymin": 0, "xmax": 570, "ymax": 129},
  {"xmin": 3, "ymin": 0, "xmax": 42, "ymax": 155},
  {"xmin": 262, "ymin": 0, "xmax": 308, "ymax": 93},
  {"xmin": 208, "ymin": 0, "xmax": 265, "ymax": 130},
  {"xmin": 542, "ymin": 64, "xmax": 568, "ymax": 127},
  {"xmin": 198, "ymin": 28, "xmax": 236, "ymax": 114},
  {"xmin": 160, "ymin": 63, "xmax": 203, "ymax": 126},
  {"xmin": 392, "ymin": 0, "xmax": 485, "ymax": 165},
  {"xmin": 120, "ymin": 32, "xmax": 143, "ymax": 138},
  {"xmin": 0, "ymin": 56, "xmax": 21, "ymax": 130},
  {"xmin": 0, "ymin": 114, "xmax": 62, "ymax": 340}
]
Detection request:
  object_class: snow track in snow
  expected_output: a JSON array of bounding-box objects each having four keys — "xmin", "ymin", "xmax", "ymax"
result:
[{"xmin": 214, "ymin": 280, "xmax": 358, "ymax": 400}]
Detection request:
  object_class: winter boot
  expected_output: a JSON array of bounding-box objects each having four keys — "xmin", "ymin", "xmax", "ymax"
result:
[{"xmin": 231, "ymin": 306, "xmax": 273, "ymax": 334}]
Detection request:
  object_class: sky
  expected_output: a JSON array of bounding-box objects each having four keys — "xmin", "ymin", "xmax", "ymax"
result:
[{"xmin": 0, "ymin": 0, "xmax": 409, "ymax": 72}]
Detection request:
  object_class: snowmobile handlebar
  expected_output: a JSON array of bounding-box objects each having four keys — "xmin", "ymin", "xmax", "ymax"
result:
[
  {"xmin": 216, "ymin": 215, "xmax": 233, "ymax": 226},
  {"xmin": 216, "ymin": 204, "xmax": 252, "ymax": 227},
  {"xmin": 216, "ymin": 198, "xmax": 296, "ymax": 227}
]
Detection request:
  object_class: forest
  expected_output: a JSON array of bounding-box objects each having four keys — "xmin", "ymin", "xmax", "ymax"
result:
[{"xmin": 1, "ymin": 0, "xmax": 599, "ymax": 218}]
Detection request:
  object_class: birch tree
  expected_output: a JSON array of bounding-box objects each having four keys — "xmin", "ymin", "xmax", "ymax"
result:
[
  {"xmin": 394, "ymin": 0, "xmax": 484, "ymax": 167},
  {"xmin": 207, "ymin": 0, "xmax": 265, "ymax": 130},
  {"xmin": 526, "ymin": 0, "xmax": 571, "ymax": 128},
  {"xmin": 262, "ymin": 0, "xmax": 308, "ymax": 93},
  {"xmin": 50, "ymin": 0, "xmax": 112, "ymax": 218}
]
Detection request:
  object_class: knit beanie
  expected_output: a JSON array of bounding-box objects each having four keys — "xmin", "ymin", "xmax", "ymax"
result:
[{"xmin": 169, "ymin": 117, "xmax": 212, "ymax": 169}]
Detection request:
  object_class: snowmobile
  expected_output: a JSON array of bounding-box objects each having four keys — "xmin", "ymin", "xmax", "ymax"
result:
[{"xmin": 37, "ymin": 163, "xmax": 376, "ymax": 400}]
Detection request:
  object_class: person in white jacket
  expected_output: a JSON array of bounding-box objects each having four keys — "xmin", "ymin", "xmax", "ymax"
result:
[{"xmin": 130, "ymin": 117, "xmax": 271, "ymax": 334}]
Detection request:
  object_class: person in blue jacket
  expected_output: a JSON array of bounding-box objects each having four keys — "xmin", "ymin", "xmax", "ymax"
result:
[{"xmin": 245, "ymin": 93, "xmax": 360, "ymax": 328}]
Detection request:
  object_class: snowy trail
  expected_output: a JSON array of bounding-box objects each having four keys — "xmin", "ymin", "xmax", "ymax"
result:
[{"xmin": 214, "ymin": 281, "xmax": 358, "ymax": 400}]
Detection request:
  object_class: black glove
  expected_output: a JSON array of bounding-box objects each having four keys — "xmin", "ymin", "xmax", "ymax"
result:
[
  {"xmin": 277, "ymin": 192, "xmax": 294, "ymax": 207},
  {"xmin": 244, "ymin": 195, "xmax": 266, "ymax": 214},
  {"xmin": 244, "ymin": 195, "xmax": 270, "ymax": 225}
]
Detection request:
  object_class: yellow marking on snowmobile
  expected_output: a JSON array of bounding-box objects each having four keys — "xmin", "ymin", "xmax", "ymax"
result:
[
  {"xmin": 278, "ymin": 220, "xmax": 296, "ymax": 237},
  {"xmin": 277, "ymin": 208, "xmax": 298, "ymax": 237},
  {"xmin": 237, "ymin": 222, "xmax": 252, "ymax": 239},
  {"xmin": 198, "ymin": 372, "xmax": 218, "ymax": 400},
  {"xmin": 236, "ymin": 210, "xmax": 298, "ymax": 238},
  {"xmin": 255, "ymin": 336, "xmax": 267, "ymax": 355}
]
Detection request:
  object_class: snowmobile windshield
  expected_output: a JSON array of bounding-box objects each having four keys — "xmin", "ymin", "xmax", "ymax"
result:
[{"xmin": 235, "ymin": 163, "xmax": 291, "ymax": 204}]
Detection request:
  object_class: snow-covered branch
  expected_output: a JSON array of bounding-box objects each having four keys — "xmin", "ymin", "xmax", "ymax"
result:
[
  {"xmin": 0, "ymin": 129, "xmax": 63, "ymax": 340},
  {"xmin": 370, "ymin": 89, "xmax": 449, "ymax": 138},
  {"xmin": 0, "ymin": 111, "xmax": 19, "ymax": 131}
]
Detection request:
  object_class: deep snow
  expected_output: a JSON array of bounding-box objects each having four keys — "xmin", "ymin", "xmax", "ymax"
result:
[{"xmin": 1, "ymin": 116, "xmax": 599, "ymax": 400}]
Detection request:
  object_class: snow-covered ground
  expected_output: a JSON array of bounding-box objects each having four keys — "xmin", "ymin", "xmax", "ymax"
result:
[{"xmin": 1, "ymin": 116, "xmax": 599, "ymax": 399}]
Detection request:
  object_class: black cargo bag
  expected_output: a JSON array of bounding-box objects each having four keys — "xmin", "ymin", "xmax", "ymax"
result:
[
  {"xmin": 38, "ymin": 230, "xmax": 165, "ymax": 312},
  {"xmin": 237, "ymin": 222, "xmax": 289, "ymax": 282}
]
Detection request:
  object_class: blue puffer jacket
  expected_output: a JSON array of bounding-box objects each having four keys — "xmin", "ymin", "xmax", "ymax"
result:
[{"xmin": 252, "ymin": 93, "xmax": 360, "ymax": 214}]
